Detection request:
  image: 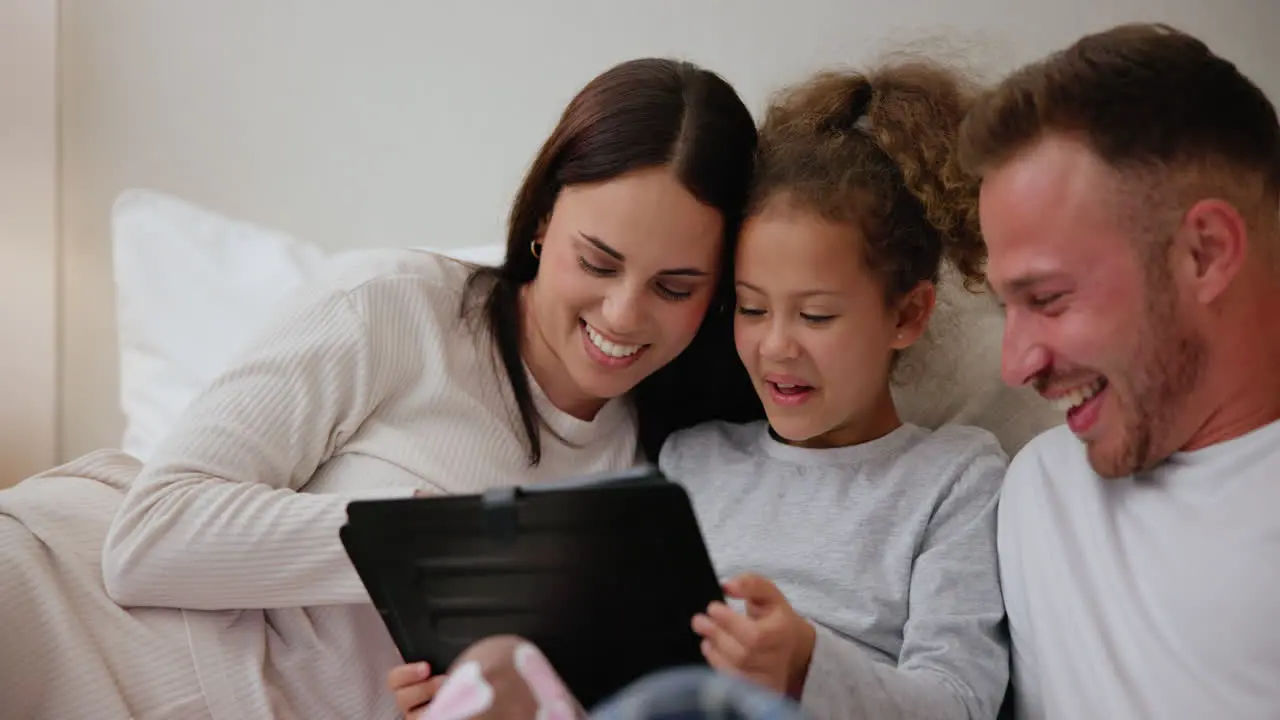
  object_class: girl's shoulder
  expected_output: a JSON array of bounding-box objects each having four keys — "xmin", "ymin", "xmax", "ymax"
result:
[
  {"xmin": 657, "ymin": 420, "xmax": 766, "ymax": 473},
  {"xmin": 910, "ymin": 423, "xmax": 1009, "ymax": 465},
  {"xmin": 897, "ymin": 423, "xmax": 1010, "ymax": 499}
]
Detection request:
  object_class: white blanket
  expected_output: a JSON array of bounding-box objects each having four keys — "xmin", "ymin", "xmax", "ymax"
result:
[{"xmin": 0, "ymin": 450, "xmax": 210, "ymax": 719}]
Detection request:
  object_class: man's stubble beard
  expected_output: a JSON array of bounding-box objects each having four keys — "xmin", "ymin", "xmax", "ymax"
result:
[{"xmin": 1091, "ymin": 261, "xmax": 1208, "ymax": 478}]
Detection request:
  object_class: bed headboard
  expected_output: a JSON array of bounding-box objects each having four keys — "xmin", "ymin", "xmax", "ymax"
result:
[{"xmin": 42, "ymin": 1, "xmax": 1280, "ymax": 470}]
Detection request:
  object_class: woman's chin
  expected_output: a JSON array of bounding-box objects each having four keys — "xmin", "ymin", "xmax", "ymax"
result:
[{"xmin": 564, "ymin": 365, "xmax": 644, "ymax": 409}]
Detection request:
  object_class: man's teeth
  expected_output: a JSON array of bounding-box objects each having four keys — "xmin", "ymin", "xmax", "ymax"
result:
[
  {"xmin": 1050, "ymin": 378, "xmax": 1107, "ymax": 412},
  {"xmin": 585, "ymin": 324, "xmax": 642, "ymax": 358}
]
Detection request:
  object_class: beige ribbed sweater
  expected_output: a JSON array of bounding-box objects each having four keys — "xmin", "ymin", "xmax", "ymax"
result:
[{"xmin": 0, "ymin": 250, "xmax": 639, "ymax": 719}]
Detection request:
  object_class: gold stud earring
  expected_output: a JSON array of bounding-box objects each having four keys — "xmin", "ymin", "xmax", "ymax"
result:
[{"xmin": 530, "ymin": 241, "xmax": 542, "ymax": 259}]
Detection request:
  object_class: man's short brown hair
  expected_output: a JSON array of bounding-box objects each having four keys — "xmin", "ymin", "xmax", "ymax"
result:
[{"xmin": 958, "ymin": 23, "xmax": 1280, "ymax": 215}]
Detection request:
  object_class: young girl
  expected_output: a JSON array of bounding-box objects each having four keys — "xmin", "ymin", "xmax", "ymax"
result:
[{"xmin": 390, "ymin": 58, "xmax": 1009, "ymax": 720}]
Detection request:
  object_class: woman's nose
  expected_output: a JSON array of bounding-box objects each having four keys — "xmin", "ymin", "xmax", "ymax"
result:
[{"xmin": 601, "ymin": 286, "xmax": 646, "ymax": 336}]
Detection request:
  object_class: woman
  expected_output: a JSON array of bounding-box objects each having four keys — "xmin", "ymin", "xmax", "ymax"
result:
[
  {"xmin": 0, "ymin": 57, "xmax": 759, "ymax": 719},
  {"xmin": 391, "ymin": 56, "xmax": 1009, "ymax": 720}
]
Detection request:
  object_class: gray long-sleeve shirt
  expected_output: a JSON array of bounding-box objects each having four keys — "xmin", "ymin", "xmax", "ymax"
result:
[{"xmin": 658, "ymin": 420, "xmax": 1009, "ymax": 720}]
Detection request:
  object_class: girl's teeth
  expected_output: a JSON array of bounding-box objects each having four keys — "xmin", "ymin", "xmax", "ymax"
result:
[{"xmin": 586, "ymin": 325, "xmax": 642, "ymax": 358}]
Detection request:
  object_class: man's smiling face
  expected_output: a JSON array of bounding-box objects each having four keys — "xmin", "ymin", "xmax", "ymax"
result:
[{"xmin": 980, "ymin": 134, "xmax": 1207, "ymax": 478}]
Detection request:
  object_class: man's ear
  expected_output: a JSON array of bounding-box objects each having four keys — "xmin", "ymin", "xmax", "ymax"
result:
[
  {"xmin": 891, "ymin": 281, "xmax": 936, "ymax": 350},
  {"xmin": 1177, "ymin": 198, "xmax": 1249, "ymax": 305}
]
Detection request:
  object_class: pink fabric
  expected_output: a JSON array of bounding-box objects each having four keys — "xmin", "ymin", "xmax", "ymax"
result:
[{"xmin": 416, "ymin": 638, "xmax": 586, "ymax": 720}]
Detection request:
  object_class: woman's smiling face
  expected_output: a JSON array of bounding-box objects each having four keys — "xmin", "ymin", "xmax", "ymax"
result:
[{"xmin": 521, "ymin": 166, "xmax": 726, "ymax": 419}]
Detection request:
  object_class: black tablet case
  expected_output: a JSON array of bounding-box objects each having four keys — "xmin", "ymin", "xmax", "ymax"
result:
[{"xmin": 339, "ymin": 465, "xmax": 724, "ymax": 708}]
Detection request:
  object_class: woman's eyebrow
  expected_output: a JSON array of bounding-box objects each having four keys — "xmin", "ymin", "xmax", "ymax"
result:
[
  {"xmin": 581, "ymin": 233, "xmax": 624, "ymax": 260},
  {"xmin": 580, "ymin": 233, "xmax": 709, "ymax": 277}
]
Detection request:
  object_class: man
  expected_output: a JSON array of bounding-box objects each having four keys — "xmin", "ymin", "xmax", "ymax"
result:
[{"xmin": 959, "ymin": 23, "xmax": 1280, "ymax": 719}]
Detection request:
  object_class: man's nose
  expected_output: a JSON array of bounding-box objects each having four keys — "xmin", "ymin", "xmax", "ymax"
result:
[{"xmin": 1001, "ymin": 314, "xmax": 1051, "ymax": 388}]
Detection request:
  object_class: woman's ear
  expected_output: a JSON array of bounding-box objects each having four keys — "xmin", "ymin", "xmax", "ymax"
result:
[{"xmin": 890, "ymin": 281, "xmax": 935, "ymax": 350}]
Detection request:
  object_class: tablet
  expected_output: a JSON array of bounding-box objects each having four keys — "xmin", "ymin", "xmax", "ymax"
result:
[{"xmin": 339, "ymin": 464, "xmax": 723, "ymax": 708}]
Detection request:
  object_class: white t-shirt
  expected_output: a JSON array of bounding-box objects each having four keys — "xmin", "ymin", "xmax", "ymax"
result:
[{"xmin": 998, "ymin": 420, "xmax": 1280, "ymax": 719}]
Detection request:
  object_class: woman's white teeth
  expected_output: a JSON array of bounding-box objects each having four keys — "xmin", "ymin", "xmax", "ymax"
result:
[
  {"xmin": 586, "ymin": 324, "xmax": 642, "ymax": 358},
  {"xmin": 1051, "ymin": 378, "xmax": 1107, "ymax": 412}
]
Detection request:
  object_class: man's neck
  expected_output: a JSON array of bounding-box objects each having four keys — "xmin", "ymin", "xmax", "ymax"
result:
[{"xmin": 1183, "ymin": 275, "xmax": 1280, "ymax": 451}]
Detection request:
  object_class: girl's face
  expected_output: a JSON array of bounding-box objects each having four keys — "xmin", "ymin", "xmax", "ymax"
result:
[
  {"xmin": 523, "ymin": 166, "xmax": 724, "ymax": 420},
  {"xmin": 733, "ymin": 199, "xmax": 933, "ymax": 448}
]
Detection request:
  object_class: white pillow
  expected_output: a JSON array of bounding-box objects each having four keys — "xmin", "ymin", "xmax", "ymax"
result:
[
  {"xmin": 892, "ymin": 264, "xmax": 1062, "ymax": 456},
  {"xmin": 111, "ymin": 189, "xmax": 505, "ymax": 461},
  {"xmin": 112, "ymin": 189, "xmax": 1060, "ymax": 462}
]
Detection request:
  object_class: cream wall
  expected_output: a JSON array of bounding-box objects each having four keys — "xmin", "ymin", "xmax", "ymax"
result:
[
  {"xmin": 16, "ymin": 1, "xmax": 1280, "ymax": 465},
  {"xmin": 0, "ymin": 1, "xmax": 58, "ymax": 485}
]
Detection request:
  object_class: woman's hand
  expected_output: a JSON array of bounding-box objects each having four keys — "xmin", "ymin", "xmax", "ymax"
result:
[
  {"xmin": 691, "ymin": 573, "xmax": 817, "ymax": 698},
  {"xmin": 387, "ymin": 662, "xmax": 447, "ymax": 717}
]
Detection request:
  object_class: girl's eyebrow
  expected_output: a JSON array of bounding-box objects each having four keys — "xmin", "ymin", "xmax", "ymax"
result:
[{"xmin": 736, "ymin": 279, "xmax": 839, "ymax": 298}]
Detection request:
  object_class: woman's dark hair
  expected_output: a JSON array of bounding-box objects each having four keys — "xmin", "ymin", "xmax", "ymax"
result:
[
  {"xmin": 463, "ymin": 58, "xmax": 761, "ymax": 464},
  {"xmin": 750, "ymin": 59, "xmax": 988, "ymax": 303}
]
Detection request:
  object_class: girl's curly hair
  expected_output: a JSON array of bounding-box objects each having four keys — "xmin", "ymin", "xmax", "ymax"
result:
[{"xmin": 750, "ymin": 58, "xmax": 987, "ymax": 298}]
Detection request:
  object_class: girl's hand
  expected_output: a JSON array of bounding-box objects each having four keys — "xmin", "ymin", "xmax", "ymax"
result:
[{"xmin": 691, "ymin": 574, "xmax": 817, "ymax": 698}]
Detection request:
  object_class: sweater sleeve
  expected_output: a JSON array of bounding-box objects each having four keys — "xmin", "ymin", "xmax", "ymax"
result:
[
  {"xmin": 102, "ymin": 284, "xmax": 417, "ymax": 611},
  {"xmin": 798, "ymin": 449, "xmax": 1010, "ymax": 720}
]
